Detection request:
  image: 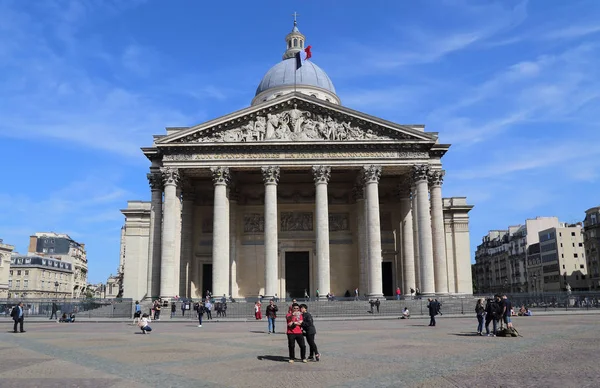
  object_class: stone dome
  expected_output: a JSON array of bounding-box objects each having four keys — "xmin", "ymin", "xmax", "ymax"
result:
[
  {"xmin": 255, "ymin": 58, "xmax": 336, "ymax": 96},
  {"xmin": 251, "ymin": 20, "xmax": 340, "ymax": 106}
]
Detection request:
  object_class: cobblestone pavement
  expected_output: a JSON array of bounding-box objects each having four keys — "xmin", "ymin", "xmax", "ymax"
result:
[{"xmin": 1, "ymin": 315, "xmax": 598, "ymax": 388}]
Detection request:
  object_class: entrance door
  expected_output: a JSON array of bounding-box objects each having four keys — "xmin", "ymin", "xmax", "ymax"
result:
[
  {"xmin": 285, "ymin": 251, "xmax": 310, "ymax": 299},
  {"xmin": 202, "ymin": 264, "xmax": 213, "ymax": 297},
  {"xmin": 382, "ymin": 261, "xmax": 394, "ymax": 297}
]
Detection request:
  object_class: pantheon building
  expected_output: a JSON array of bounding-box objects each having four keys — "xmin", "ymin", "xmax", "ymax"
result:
[{"xmin": 120, "ymin": 22, "xmax": 474, "ymax": 301}]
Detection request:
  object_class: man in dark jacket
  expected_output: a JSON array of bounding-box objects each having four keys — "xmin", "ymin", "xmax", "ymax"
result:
[
  {"xmin": 300, "ymin": 304, "xmax": 320, "ymax": 361},
  {"xmin": 265, "ymin": 299, "xmax": 278, "ymax": 334},
  {"xmin": 485, "ymin": 295, "xmax": 502, "ymax": 336},
  {"xmin": 50, "ymin": 302, "xmax": 58, "ymax": 320},
  {"xmin": 427, "ymin": 298, "xmax": 438, "ymax": 326},
  {"xmin": 11, "ymin": 302, "xmax": 25, "ymax": 333}
]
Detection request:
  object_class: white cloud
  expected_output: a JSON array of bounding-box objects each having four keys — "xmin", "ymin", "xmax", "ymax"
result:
[{"xmin": 543, "ymin": 24, "xmax": 600, "ymax": 40}]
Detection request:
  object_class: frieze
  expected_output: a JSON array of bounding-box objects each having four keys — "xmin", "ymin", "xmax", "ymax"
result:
[
  {"xmin": 280, "ymin": 212, "xmax": 313, "ymax": 232},
  {"xmin": 163, "ymin": 151, "xmax": 409, "ymax": 161},
  {"xmin": 184, "ymin": 105, "xmax": 400, "ymax": 143},
  {"xmin": 244, "ymin": 213, "xmax": 264, "ymax": 233},
  {"xmin": 329, "ymin": 213, "xmax": 350, "ymax": 232}
]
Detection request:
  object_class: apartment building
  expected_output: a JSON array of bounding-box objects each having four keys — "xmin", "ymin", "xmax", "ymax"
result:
[
  {"xmin": 0, "ymin": 240, "xmax": 15, "ymax": 298},
  {"xmin": 28, "ymin": 232, "xmax": 88, "ymax": 297},
  {"xmin": 474, "ymin": 217, "xmax": 561, "ymax": 294},
  {"xmin": 8, "ymin": 255, "xmax": 73, "ymax": 298},
  {"xmin": 583, "ymin": 206, "xmax": 600, "ymax": 290},
  {"xmin": 538, "ymin": 225, "xmax": 587, "ymax": 292}
]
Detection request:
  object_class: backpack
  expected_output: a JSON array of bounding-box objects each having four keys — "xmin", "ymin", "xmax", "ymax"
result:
[
  {"xmin": 496, "ymin": 327, "xmax": 519, "ymax": 337},
  {"xmin": 486, "ymin": 299, "xmax": 501, "ymax": 318}
]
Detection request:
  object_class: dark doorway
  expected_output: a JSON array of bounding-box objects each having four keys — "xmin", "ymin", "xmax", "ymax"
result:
[
  {"xmin": 382, "ymin": 261, "xmax": 393, "ymax": 297},
  {"xmin": 285, "ymin": 251, "xmax": 310, "ymax": 298},
  {"xmin": 202, "ymin": 264, "xmax": 213, "ymax": 297}
]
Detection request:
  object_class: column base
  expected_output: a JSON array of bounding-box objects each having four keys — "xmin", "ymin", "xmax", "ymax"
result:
[{"xmin": 367, "ymin": 293, "xmax": 384, "ymax": 299}]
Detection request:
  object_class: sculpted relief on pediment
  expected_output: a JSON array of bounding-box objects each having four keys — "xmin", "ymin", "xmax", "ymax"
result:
[{"xmin": 186, "ymin": 106, "xmax": 401, "ymax": 143}]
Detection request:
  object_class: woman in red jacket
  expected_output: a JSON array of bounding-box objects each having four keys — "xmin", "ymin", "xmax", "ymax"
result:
[{"xmin": 286, "ymin": 303, "xmax": 307, "ymax": 363}]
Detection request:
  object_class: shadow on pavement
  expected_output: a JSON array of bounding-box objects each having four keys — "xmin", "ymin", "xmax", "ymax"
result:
[
  {"xmin": 449, "ymin": 333, "xmax": 480, "ymax": 337},
  {"xmin": 257, "ymin": 355, "xmax": 289, "ymax": 362}
]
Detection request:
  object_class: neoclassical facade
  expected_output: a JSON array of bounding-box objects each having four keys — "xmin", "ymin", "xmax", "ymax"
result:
[{"xmin": 121, "ymin": 22, "xmax": 474, "ymax": 300}]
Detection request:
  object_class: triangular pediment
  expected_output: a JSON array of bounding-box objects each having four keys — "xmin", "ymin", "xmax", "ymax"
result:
[{"xmin": 156, "ymin": 94, "xmax": 435, "ymax": 146}]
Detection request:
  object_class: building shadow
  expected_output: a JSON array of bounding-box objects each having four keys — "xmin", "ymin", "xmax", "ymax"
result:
[{"xmin": 257, "ymin": 355, "xmax": 288, "ymax": 362}]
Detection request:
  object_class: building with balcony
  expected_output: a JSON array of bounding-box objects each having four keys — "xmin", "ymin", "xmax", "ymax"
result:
[
  {"xmin": 8, "ymin": 255, "xmax": 73, "ymax": 299},
  {"xmin": 28, "ymin": 232, "xmax": 88, "ymax": 297},
  {"xmin": 583, "ymin": 206, "xmax": 600, "ymax": 290},
  {"xmin": 474, "ymin": 217, "xmax": 561, "ymax": 294},
  {"xmin": 0, "ymin": 240, "xmax": 15, "ymax": 298}
]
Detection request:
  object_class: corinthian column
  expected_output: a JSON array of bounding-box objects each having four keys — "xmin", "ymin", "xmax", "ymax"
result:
[
  {"xmin": 147, "ymin": 171, "xmax": 163, "ymax": 299},
  {"xmin": 313, "ymin": 165, "xmax": 331, "ymax": 298},
  {"xmin": 399, "ymin": 185, "xmax": 416, "ymax": 297},
  {"xmin": 411, "ymin": 184, "xmax": 420, "ymax": 291},
  {"xmin": 180, "ymin": 180, "xmax": 195, "ymax": 298},
  {"xmin": 210, "ymin": 167, "xmax": 230, "ymax": 298},
  {"xmin": 353, "ymin": 183, "xmax": 368, "ymax": 297},
  {"xmin": 413, "ymin": 165, "xmax": 435, "ymax": 295},
  {"xmin": 363, "ymin": 165, "xmax": 383, "ymax": 298},
  {"xmin": 160, "ymin": 167, "xmax": 180, "ymax": 298},
  {"xmin": 429, "ymin": 170, "xmax": 449, "ymax": 294},
  {"xmin": 229, "ymin": 186, "xmax": 239, "ymax": 299},
  {"xmin": 262, "ymin": 166, "xmax": 280, "ymax": 298}
]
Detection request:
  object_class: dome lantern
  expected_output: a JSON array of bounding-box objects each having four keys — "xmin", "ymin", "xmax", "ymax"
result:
[{"xmin": 283, "ymin": 12, "xmax": 305, "ymax": 60}]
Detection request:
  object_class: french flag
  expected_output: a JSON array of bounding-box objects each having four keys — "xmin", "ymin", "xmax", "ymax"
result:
[{"xmin": 295, "ymin": 45, "xmax": 312, "ymax": 70}]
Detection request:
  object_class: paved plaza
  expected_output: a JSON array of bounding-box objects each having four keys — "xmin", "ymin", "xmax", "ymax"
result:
[{"xmin": 1, "ymin": 314, "xmax": 598, "ymax": 387}]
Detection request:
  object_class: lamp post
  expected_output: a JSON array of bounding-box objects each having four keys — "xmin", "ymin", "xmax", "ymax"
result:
[{"xmin": 54, "ymin": 281, "xmax": 59, "ymax": 299}]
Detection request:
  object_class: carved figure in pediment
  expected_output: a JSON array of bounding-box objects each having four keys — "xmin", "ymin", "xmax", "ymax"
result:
[
  {"xmin": 275, "ymin": 114, "xmax": 291, "ymax": 139},
  {"xmin": 266, "ymin": 113, "xmax": 278, "ymax": 140},
  {"xmin": 302, "ymin": 116, "xmax": 319, "ymax": 140},
  {"xmin": 289, "ymin": 104, "xmax": 304, "ymax": 133},
  {"xmin": 254, "ymin": 116, "xmax": 266, "ymax": 141}
]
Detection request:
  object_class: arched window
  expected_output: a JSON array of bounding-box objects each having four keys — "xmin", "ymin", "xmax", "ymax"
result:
[
  {"xmin": 288, "ymin": 40, "xmax": 292, "ymax": 48},
  {"xmin": 300, "ymin": 40, "xmax": 303, "ymax": 48},
  {"xmin": 293, "ymin": 38, "xmax": 298, "ymax": 47}
]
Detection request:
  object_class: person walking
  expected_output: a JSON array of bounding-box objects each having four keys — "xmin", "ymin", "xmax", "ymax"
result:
[
  {"xmin": 181, "ymin": 301, "xmax": 186, "ymax": 317},
  {"xmin": 197, "ymin": 302, "xmax": 204, "ymax": 327},
  {"xmin": 475, "ymin": 298, "xmax": 485, "ymax": 335},
  {"xmin": 375, "ymin": 298, "xmax": 381, "ymax": 313},
  {"xmin": 266, "ymin": 299, "xmax": 278, "ymax": 334},
  {"xmin": 171, "ymin": 302, "xmax": 177, "ymax": 318},
  {"xmin": 50, "ymin": 302, "xmax": 58, "ymax": 320},
  {"xmin": 396, "ymin": 287, "xmax": 401, "ymax": 300},
  {"xmin": 154, "ymin": 300, "xmax": 161, "ymax": 321},
  {"xmin": 254, "ymin": 301, "xmax": 262, "ymax": 320},
  {"xmin": 286, "ymin": 303, "xmax": 307, "ymax": 363},
  {"xmin": 427, "ymin": 298, "xmax": 438, "ymax": 326},
  {"xmin": 11, "ymin": 302, "xmax": 26, "ymax": 333},
  {"xmin": 304, "ymin": 289, "xmax": 309, "ymax": 300},
  {"xmin": 133, "ymin": 301, "xmax": 142, "ymax": 325},
  {"xmin": 300, "ymin": 304, "xmax": 320, "ymax": 361},
  {"xmin": 354, "ymin": 288, "xmax": 359, "ymax": 301}
]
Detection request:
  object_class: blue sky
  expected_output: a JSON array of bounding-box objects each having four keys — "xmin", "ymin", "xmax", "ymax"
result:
[{"xmin": 1, "ymin": 0, "xmax": 599, "ymax": 283}]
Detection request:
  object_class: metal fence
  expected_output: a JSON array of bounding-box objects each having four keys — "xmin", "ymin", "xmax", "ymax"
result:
[
  {"xmin": 475, "ymin": 291, "xmax": 600, "ymax": 311},
  {"xmin": 0, "ymin": 298, "xmax": 134, "ymax": 318}
]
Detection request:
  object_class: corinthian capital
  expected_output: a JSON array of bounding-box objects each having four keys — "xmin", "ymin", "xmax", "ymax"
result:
[
  {"xmin": 261, "ymin": 166, "xmax": 280, "ymax": 184},
  {"xmin": 362, "ymin": 165, "xmax": 382, "ymax": 184},
  {"xmin": 428, "ymin": 169, "xmax": 445, "ymax": 186},
  {"xmin": 210, "ymin": 167, "xmax": 230, "ymax": 186},
  {"xmin": 160, "ymin": 167, "xmax": 180, "ymax": 186},
  {"xmin": 312, "ymin": 165, "xmax": 331, "ymax": 184},
  {"xmin": 411, "ymin": 164, "xmax": 429, "ymax": 183},
  {"xmin": 147, "ymin": 172, "xmax": 163, "ymax": 191}
]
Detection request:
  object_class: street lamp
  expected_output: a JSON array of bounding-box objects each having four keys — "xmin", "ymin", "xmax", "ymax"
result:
[{"xmin": 54, "ymin": 281, "xmax": 59, "ymax": 298}]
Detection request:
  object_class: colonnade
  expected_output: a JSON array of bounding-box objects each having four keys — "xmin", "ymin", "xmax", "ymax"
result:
[{"xmin": 146, "ymin": 164, "xmax": 451, "ymax": 299}]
